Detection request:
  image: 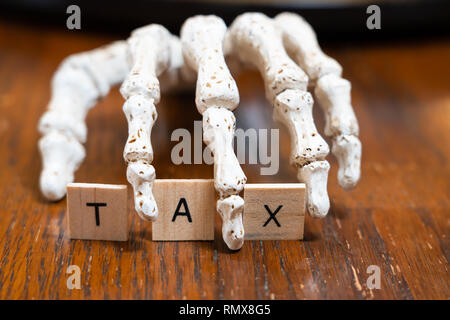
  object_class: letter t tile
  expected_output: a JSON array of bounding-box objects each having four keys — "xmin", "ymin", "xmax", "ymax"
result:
[{"xmin": 67, "ymin": 183, "xmax": 128, "ymax": 241}]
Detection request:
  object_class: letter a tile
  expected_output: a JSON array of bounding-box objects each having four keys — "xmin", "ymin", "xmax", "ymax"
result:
[
  {"xmin": 152, "ymin": 179, "xmax": 216, "ymax": 241},
  {"xmin": 67, "ymin": 183, "xmax": 128, "ymax": 241},
  {"xmin": 243, "ymin": 183, "xmax": 306, "ymax": 240}
]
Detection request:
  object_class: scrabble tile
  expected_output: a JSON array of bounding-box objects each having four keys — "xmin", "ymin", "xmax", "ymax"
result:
[
  {"xmin": 67, "ymin": 183, "xmax": 128, "ymax": 241},
  {"xmin": 152, "ymin": 179, "xmax": 216, "ymax": 241},
  {"xmin": 243, "ymin": 183, "xmax": 306, "ymax": 240}
]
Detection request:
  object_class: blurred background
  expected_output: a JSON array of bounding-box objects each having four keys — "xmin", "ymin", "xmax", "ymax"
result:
[{"xmin": 0, "ymin": 0, "xmax": 449, "ymax": 40}]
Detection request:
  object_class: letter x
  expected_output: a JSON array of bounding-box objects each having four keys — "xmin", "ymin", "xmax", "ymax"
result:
[{"xmin": 263, "ymin": 205, "xmax": 282, "ymax": 227}]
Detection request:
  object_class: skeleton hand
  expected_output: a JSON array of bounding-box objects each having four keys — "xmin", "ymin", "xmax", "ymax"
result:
[
  {"xmin": 38, "ymin": 26, "xmax": 193, "ymax": 212},
  {"xmin": 181, "ymin": 15, "xmax": 247, "ymax": 250},
  {"xmin": 274, "ymin": 13, "xmax": 361, "ymax": 190},
  {"xmin": 38, "ymin": 41, "xmax": 129, "ymax": 200},
  {"xmin": 227, "ymin": 12, "xmax": 361, "ymax": 217},
  {"xmin": 38, "ymin": 12, "xmax": 361, "ymax": 250},
  {"xmin": 120, "ymin": 25, "xmax": 174, "ymax": 221}
]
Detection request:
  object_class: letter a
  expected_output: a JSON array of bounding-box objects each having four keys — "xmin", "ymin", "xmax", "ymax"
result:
[{"xmin": 172, "ymin": 198, "xmax": 193, "ymax": 223}]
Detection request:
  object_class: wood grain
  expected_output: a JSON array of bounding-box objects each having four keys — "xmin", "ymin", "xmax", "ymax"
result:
[
  {"xmin": 152, "ymin": 179, "xmax": 216, "ymax": 241},
  {"xmin": 243, "ymin": 183, "xmax": 305, "ymax": 240},
  {"xmin": 0, "ymin": 20, "xmax": 448, "ymax": 300},
  {"xmin": 67, "ymin": 183, "xmax": 128, "ymax": 241}
]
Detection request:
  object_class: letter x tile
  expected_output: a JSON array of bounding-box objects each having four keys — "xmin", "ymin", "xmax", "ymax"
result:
[{"xmin": 243, "ymin": 183, "xmax": 306, "ymax": 240}]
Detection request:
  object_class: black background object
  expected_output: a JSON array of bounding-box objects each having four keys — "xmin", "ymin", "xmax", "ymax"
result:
[{"xmin": 0, "ymin": 0, "xmax": 449, "ymax": 42}]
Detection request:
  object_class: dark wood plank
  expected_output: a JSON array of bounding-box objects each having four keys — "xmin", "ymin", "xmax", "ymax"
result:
[{"xmin": 0, "ymin": 20, "xmax": 448, "ymax": 299}]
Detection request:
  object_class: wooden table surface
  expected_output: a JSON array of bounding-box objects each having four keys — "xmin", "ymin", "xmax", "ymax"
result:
[{"xmin": 0, "ymin": 20, "xmax": 448, "ymax": 300}]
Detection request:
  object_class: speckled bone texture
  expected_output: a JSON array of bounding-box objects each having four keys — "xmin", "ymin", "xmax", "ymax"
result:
[
  {"xmin": 38, "ymin": 30, "xmax": 194, "ymax": 204},
  {"xmin": 120, "ymin": 24, "xmax": 173, "ymax": 222},
  {"xmin": 227, "ymin": 12, "xmax": 308, "ymax": 102},
  {"xmin": 38, "ymin": 41, "xmax": 129, "ymax": 201},
  {"xmin": 275, "ymin": 12, "xmax": 361, "ymax": 190},
  {"xmin": 38, "ymin": 13, "xmax": 361, "ymax": 234},
  {"xmin": 228, "ymin": 12, "xmax": 331, "ymax": 218},
  {"xmin": 181, "ymin": 15, "xmax": 247, "ymax": 250},
  {"xmin": 181, "ymin": 15, "xmax": 240, "ymax": 114}
]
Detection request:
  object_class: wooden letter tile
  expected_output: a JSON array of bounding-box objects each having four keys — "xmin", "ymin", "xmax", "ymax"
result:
[
  {"xmin": 243, "ymin": 183, "xmax": 306, "ymax": 240},
  {"xmin": 152, "ymin": 179, "xmax": 216, "ymax": 241},
  {"xmin": 67, "ymin": 183, "xmax": 128, "ymax": 241}
]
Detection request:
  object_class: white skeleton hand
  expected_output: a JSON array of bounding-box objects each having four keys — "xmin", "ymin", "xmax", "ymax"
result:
[
  {"xmin": 37, "ymin": 26, "xmax": 194, "ymax": 215},
  {"xmin": 274, "ymin": 13, "xmax": 361, "ymax": 190},
  {"xmin": 227, "ymin": 12, "xmax": 361, "ymax": 217},
  {"xmin": 38, "ymin": 12, "xmax": 361, "ymax": 250},
  {"xmin": 38, "ymin": 40, "xmax": 129, "ymax": 200},
  {"xmin": 181, "ymin": 15, "xmax": 247, "ymax": 250}
]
